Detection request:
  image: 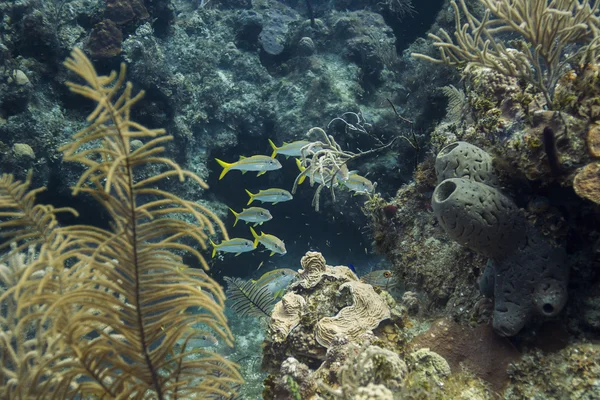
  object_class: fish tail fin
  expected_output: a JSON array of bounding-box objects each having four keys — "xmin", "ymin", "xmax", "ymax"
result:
[
  {"xmin": 295, "ymin": 159, "xmax": 307, "ymax": 185},
  {"xmin": 268, "ymin": 138, "xmax": 278, "ymax": 158},
  {"xmin": 249, "ymin": 227, "xmax": 259, "ymax": 247},
  {"xmin": 215, "ymin": 158, "xmax": 233, "ymax": 180},
  {"xmin": 229, "ymin": 208, "xmax": 239, "ymax": 227},
  {"xmin": 245, "ymin": 189, "xmax": 255, "ymax": 205},
  {"xmin": 209, "ymin": 239, "xmax": 218, "ymax": 258}
]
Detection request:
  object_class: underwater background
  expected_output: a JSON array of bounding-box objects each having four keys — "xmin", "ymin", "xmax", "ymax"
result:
[{"xmin": 1, "ymin": 0, "xmax": 600, "ymax": 398}]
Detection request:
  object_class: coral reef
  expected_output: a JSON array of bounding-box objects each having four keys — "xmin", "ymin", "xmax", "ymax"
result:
[
  {"xmin": 506, "ymin": 343, "xmax": 600, "ymax": 399},
  {"xmin": 261, "ymin": 250, "xmax": 496, "ymax": 399},
  {"xmin": 363, "ymin": 182, "xmax": 485, "ymax": 323}
]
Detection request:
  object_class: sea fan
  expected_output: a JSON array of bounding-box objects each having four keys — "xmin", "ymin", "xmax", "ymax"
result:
[{"xmin": 0, "ymin": 48, "xmax": 242, "ymax": 399}]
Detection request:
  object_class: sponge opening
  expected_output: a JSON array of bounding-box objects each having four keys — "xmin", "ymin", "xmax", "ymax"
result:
[
  {"xmin": 434, "ymin": 180, "xmax": 457, "ymax": 203},
  {"xmin": 438, "ymin": 142, "xmax": 460, "ymax": 157}
]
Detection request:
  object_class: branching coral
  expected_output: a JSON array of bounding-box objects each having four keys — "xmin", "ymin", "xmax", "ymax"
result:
[
  {"xmin": 292, "ymin": 128, "xmax": 357, "ymax": 211},
  {"xmin": 292, "ymin": 127, "xmax": 400, "ymax": 211},
  {"xmin": 413, "ymin": 0, "xmax": 600, "ymax": 105}
]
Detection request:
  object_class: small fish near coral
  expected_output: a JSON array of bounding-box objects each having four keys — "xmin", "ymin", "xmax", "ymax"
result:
[
  {"xmin": 245, "ymin": 188, "xmax": 293, "ymax": 205},
  {"xmin": 229, "ymin": 206, "xmax": 273, "ymax": 227},
  {"xmin": 268, "ymin": 139, "xmax": 312, "ymax": 158},
  {"xmin": 252, "ymin": 268, "xmax": 298, "ymax": 299},
  {"xmin": 215, "ymin": 155, "xmax": 281, "ymax": 179},
  {"xmin": 209, "ymin": 237, "xmax": 256, "ymax": 257},
  {"xmin": 360, "ymin": 269, "xmax": 400, "ymax": 291},
  {"xmin": 176, "ymin": 332, "xmax": 219, "ymax": 349},
  {"xmin": 250, "ymin": 226, "xmax": 287, "ymax": 256},
  {"xmin": 342, "ymin": 172, "xmax": 375, "ymax": 194}
]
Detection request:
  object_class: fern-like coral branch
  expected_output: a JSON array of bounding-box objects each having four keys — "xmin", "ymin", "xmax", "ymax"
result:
[{"xmin": 0, "ymin": 48, "xmax": 242, "ymax": 399}]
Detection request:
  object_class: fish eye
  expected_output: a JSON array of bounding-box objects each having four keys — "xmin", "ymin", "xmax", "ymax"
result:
[{"xmin": 384, "ymin": 271, "xmax": 392, "ymax": 278}]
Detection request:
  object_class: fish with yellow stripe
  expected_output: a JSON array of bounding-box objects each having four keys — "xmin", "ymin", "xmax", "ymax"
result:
[
  {"xmin": 229, "ymin": 207, "xmax": 272, "ymax": 227},
  {"xmin": 209, "ymin": 237, "xmax": 256, "ymax": 257},
  {"xmin": 342, "ymin": 172, "xmax": 374, "ymax": 194},
  {"xmin": 245, "ymin": 188, "xmax": 292, "ymax": 205},
  {"xmin": 250, "ymin": 227, "xmax": 286, "ymax": 256},
  {"xmin": 252, "ymin": 268, "xmax": 298, "ymax": 299},
  {"xmin": 268, "ymin": 139, "xmax": 312, "ymax": 158},
  {"xmin": 215, "ymin": 155, "xmax": 281, "ymax": 180}
]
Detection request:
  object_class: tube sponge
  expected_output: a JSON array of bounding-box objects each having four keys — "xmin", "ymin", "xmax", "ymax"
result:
[
  {"xmin": 431, "ymin": 178, "xmax": 526, "ymax": 259},
  {"xmin": 431, "ymin": 142, "xmax": 568, "ymax": 336},
  {"xmin": 435, "ymin": 141, "xmax": 499, "ymax": 186},
  {"xmin": 490, "ymin": 231, "xmax": 568, "ymax": 336}
]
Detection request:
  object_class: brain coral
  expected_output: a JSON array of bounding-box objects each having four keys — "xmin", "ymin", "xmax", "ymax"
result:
[
  {"xmin": 270, "ymin": 293, "xmax": 306, "ymax": 343},
  {"xmin": 263, "ymin": 251, "xmax": 391, "ymax": 372},
  {"xmin": 314, "ymin": 281, "xmax": 391, "ymax": 348}
]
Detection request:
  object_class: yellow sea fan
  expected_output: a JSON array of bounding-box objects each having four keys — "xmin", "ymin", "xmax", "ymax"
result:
[{"xmin": 0, "ymin": 48, "xmax": 242, "ymax": 399}]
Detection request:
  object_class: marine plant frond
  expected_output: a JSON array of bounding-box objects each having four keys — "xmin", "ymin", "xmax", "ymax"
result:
[
  {"xmin": 224, "ymin": 277, "xmax": 275, "ymax": 318},
  {"xmin": 440, "ymin": 85, "xmax": 467, "ymax": 123},
  {"xmin": 0, "ymin": 171, "xmax": 77, "ymax": 257},
  {"xmin": 0, "ymin": 48, "xmax": 242, "ymax": 398}
]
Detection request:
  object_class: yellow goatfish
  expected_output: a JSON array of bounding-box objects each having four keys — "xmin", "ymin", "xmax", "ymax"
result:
[
  {"xmin": 252, "ymin": 268, "xmax": 298, "ymax": 299},
  {"xmin": 342, "ymin": 173, "xmax": 374, "ymax": 194},
  {"xmin": 215, "ymin": 155, "xmax": 281, "ymax": 180},
  {"xmin": 245, "ymin": 188, "xmax": 293, "ymax": 205},
  {"xmin": 250, "ymin": 227, "xmax": 287, "ymax": 256},
  {"xmin": 209, "ymin": 238, "xmax": 256, "ymax": 257},
  {"xmin": 268, "ymin": 139, "xmax": 311, "ymax": 158},
  {"xmin": 229, "ymin": 207, "xmax": 272, "ymax": 227}
]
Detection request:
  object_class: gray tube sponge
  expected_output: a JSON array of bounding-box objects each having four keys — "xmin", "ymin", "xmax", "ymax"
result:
[
  {"xmin": 431, "ymin": 143, "xmax": 569, "ymax": 336},
  {"xmin": 431, "ymin": 178, "xmax": 526, "ymax": 259},
  {"xmin": 492, "ymin": 231, "xmax": 568, "ymax": 336},
  {"xmin": 435, "ymin": 141, "xmax": 499, "ymax": 186}
]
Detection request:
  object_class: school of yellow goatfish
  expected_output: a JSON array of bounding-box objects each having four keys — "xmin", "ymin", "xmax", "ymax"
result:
[
  {"xmin": 213, "ymin": 139, "xmax": 396, "ymax": 313},
  {"xmin": 211, "ymin": 138, "xmax": 375, "ymax": 258}
]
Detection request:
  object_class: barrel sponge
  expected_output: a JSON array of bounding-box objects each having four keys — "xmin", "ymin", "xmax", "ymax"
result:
[
  {"xmin": 431, "ymin": 178, "xmax": 526, "ymax": 259},
  {"xmin": 435, "ymin": 141, "xmax": 499, "ymax": 186}
]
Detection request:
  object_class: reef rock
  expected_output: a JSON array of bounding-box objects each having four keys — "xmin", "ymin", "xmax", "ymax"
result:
[{"xmin": 409, "ymin": 318, "xmax": 521, "ymax": 392}]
